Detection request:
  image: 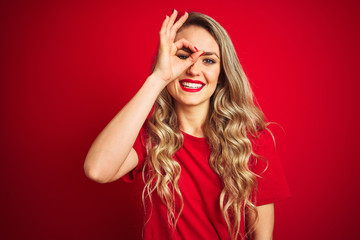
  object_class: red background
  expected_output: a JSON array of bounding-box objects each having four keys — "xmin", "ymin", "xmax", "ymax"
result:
[{"xmin": 1, "ymin": 0, "xmax": 359, "ymax": 239}]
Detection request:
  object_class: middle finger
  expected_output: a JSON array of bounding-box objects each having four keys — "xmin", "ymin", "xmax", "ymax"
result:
[
  {"xmin": 166, "ymin": 9, "xmax": 178, "ymax": 34},
  {"xmin": 172, "ymin": 11, "xmax": 188, "ymax": 34}
]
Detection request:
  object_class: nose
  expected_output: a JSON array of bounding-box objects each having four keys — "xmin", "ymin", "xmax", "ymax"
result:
[{"xmin": 186, "ymin": 60, "xmax": 201, "ymax": 76}]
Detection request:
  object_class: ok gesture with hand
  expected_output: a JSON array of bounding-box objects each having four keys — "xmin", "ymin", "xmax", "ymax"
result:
[{"xmin": 152, "ymin": 10, "xmax": 204, "ymax": 84}]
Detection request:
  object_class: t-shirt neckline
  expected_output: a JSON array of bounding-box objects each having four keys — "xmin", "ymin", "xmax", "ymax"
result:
[{"xmin": 181, "ymin": 130, "xmax": 207, "ymax": 144}]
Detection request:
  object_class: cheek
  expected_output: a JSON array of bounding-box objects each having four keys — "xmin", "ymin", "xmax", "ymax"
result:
[{"xmin": 204, "ymin": 67, "xmax": 221, "ymax": 84}]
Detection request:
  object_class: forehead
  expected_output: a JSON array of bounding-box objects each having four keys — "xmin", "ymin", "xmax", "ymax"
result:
[{"xmin": 175, "ymin": 25, "xmax": 220, "ymax": 55}]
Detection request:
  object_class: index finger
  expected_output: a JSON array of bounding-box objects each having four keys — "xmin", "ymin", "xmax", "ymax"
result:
[{"xmin": 174, "ymin": 38, "xmax": 197, "ymax": 53}]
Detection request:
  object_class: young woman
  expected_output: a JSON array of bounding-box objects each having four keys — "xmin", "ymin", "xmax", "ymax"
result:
[{"xmin": 84, "ymin": 10, "xmax": 290, "ymax": 240}]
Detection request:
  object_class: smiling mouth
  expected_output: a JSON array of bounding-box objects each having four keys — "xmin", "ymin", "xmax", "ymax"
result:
[
  {"xmin": 181, "ymin": 81, "xmax": 204, "ymax": 89},
  {"xmin": 179, "ymin": 80, "xmax": 205, "ymax": 92}
]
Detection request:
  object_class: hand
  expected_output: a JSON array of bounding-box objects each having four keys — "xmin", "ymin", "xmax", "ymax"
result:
[{"xmin": 152, "ymin": 10, "xmax": 204, "ymax": 84}]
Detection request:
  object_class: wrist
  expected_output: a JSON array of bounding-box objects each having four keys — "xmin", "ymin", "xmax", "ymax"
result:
[{"xmin": 147, "ymin": 73, "xmax": 168, "ymax": 89}]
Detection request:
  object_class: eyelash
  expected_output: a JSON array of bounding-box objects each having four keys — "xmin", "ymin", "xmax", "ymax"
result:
[
  {"xmin": 177, "ymin": 55, "xmax": 188, "ymax": 60},
  {"xmin": 203, "ymin": 58, "xmax": 215, "ymax": 64},
  {"xmin": 177, "ymin": 55, "xmax": 216, "ymax": 64}
]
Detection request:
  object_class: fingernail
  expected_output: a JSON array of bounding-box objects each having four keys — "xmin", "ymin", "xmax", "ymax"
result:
[
  {"xmin": 172, "ymin": 9, "xmax": 175, "ymax": 13},
  {"xmin": 200, "ymin": 51, "xmax": 205, "ymax": 57},
  {"xmin": 194, "ymin": 46, "xmax": 198, "ymax": 51}
]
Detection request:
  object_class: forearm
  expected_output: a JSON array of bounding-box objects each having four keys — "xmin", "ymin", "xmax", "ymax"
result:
[
  {"xmin": 84, "ymin": 74, "xmax": 166, "ymax": 182},
  {"xmin": 247, "ymin": 203, "xmax": 274, "ymax": 240}
]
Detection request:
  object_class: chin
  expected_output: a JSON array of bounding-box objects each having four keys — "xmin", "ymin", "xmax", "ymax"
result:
[{"xmin": 179, "ymin": 98, "xmax": 210, "ymax": 107}]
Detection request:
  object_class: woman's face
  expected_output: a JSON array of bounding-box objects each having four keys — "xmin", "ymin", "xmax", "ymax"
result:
[{"xmin": 167, "ymin": 25, "xmax": 221, "ymax": 109}]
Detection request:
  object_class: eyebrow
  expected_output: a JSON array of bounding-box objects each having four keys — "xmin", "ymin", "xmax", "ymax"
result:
[
  {"xmin": 202, "ymin": 51, "xmax": 220, "ymax": 59},
  {"xmin": 179, "ymin": 47, "xmax": 220, "ymax": 59}
]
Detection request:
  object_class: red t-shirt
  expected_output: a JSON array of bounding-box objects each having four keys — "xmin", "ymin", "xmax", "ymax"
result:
[{"xmin": 123, "ymin": 123, "xmax": 291, "ymax": 239}]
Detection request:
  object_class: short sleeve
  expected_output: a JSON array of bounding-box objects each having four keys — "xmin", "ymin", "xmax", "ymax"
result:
[
  {"xmin": 121, "ymin": 122, "xmax": 148, "ymax": 183},
  {"xmin": 250, "ymin": 129, "xmax": 291, "ymax": 206}
]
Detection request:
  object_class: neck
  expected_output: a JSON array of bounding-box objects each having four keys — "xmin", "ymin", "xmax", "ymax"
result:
[{"xmin": 174, "ymin": 102, "xmax": 209, "ymax": 138}]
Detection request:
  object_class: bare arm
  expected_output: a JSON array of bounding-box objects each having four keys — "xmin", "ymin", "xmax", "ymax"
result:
[
  {"xmin": 83, "ymin": 10, "xmax": 203, "ymax": 183},
  {"xmin": 247, "ymin": 203, "xmax": 275, "ymax": 240},
  {"xmin": 83, "ymin": 75, "xmax": 166, "ymax": 183}
]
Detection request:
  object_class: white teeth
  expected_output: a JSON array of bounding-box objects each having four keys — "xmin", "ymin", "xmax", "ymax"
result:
[{"xmin": 181, "ymin": 82, "xmax": 203, "ymax": 89}]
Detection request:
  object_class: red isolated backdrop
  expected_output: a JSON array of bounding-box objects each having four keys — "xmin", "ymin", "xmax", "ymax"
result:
[{"xmin": 1, "ymin": 0, "xmax": 359, "ymax": 239}]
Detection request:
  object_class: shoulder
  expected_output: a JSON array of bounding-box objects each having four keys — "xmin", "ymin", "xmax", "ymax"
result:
[
  {"xmin": 248, "ymin": 125, "xmax": 283, "ymax": 175},
  {"xmin": 252, "ymin": 128, "xmax": 275, "ymax": 145},
  {"xmin": 250, "ymin": 127, "xmax": 277, "ymax": 156}
]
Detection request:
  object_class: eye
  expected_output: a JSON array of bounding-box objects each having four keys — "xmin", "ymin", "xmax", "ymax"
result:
[
  {"xmin": 203, "ymin": 58, "xmax": 216, "ymax": 64},
  {"xmin": 177, "ymin": 54, "xmax": 189, "ymax": 60}
]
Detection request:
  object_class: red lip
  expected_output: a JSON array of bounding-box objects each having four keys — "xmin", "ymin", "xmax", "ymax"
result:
[
  {"xmin": 179, "ymin": 79, "xmax": 205, "ymax": 92},
  {"xmin": 180, "ymin": 79, "xmax": 205, "ymax": 84}
]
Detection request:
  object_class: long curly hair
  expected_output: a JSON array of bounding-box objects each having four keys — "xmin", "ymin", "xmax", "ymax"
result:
[{"xmin": 142, "ymin": 12, "xmax": 269, "ymax": 239}]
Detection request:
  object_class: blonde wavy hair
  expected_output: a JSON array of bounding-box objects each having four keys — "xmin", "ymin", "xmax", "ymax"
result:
[{"xmin": 142, "ymin": 12, "xmax": 269, "ymax": 239}]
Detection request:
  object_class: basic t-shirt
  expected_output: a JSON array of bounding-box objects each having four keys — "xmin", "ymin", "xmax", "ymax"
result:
[{"xmin": 122, "ymin": 123, "xmax": 291, "ymax": 239}]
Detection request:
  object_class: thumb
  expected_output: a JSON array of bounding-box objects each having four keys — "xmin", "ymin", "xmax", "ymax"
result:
[{"xmin": 184, "ymin": 51, "xmax": 204, "ymax": 66}]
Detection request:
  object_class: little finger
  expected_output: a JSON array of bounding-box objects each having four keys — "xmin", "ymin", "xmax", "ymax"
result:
[{"xmin": 159, "ymin": 15, "xmax": 170, "ymax": 35}]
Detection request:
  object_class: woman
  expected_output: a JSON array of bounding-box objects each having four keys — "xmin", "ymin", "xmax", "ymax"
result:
[{"xmin": 84, "ymin": 10, "xmax": 290, "ymax": 240}]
